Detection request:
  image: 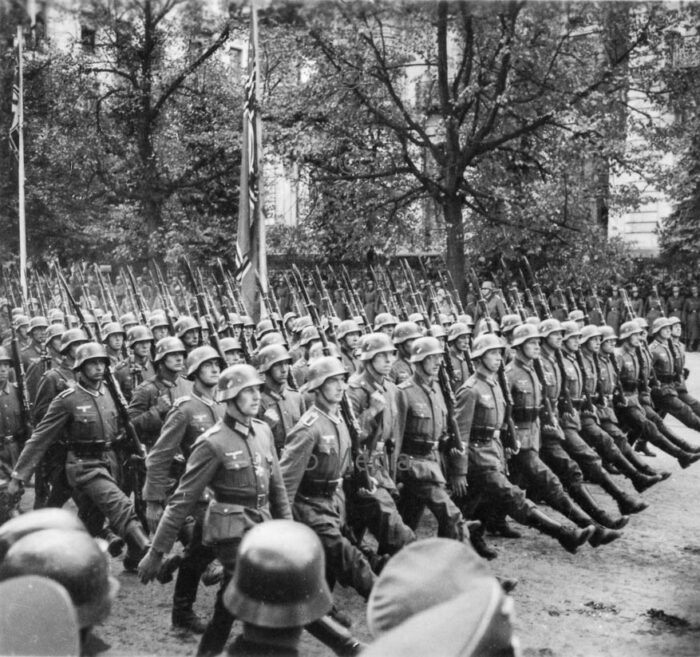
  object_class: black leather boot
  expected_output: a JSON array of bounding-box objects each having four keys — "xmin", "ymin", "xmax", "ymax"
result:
[
  {"xmin": 526, "ymin": 508, "xmax": 594, "ymax": 554},
  {"xmin": 568, "ymin": 484, "xmax": 629, "ymax": 529}
]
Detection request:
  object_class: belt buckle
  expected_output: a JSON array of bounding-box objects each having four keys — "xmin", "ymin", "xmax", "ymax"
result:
[
  {"xmin": 256, "ymin": 493, "xmax": 266, "ymax": 508},
  {"xmin": 493, "ymin": 430, "xmax": 500, "ymax": 440}
]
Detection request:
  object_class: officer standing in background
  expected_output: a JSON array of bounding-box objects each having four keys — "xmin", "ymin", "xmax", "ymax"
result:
[{"xmin": 139, "ymin": 364, "xmax": 291, "ymax": 657}]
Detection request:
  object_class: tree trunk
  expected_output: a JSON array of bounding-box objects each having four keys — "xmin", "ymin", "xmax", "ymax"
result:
[{"xmin": 443, "ymin": 197, "xmax": 466, "ymax": 308}]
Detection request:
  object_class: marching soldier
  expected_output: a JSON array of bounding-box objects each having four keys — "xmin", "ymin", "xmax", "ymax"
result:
[
  {"xmin": 175, "ymin": 316, "xmax": 201, "ymax": 355},
  {"xmin": 290, "ymin": 326, "xmax": 321, "ymax": 387},
  {"xmin": 25, "ymin": 323, "xmax": 64, "ymax": 406},
  {"xmin": 670, "ymin": 316, "xmax": 700, "ymax": 416},
  {"xmin": 394, "ymin": 337, "xmax": 470, "ymax": 542},
  {"xmin": 373, "ymin": 313, "xmax": 398, "ymax": 338},
  {"xmin": 7, "ymin": 343, "xmax": 151, "ymax": 563},
  {"xmin": 128, "ymin": 337, "xmax": 191, "ymax": 451},
  {"xmin": 257, "ymin": 344, "xmax": 306, "ymax": 457},
  {"xmin": 614, "ymin": 321, "xmax": 700, "ymax": 468},
  {"xmin": 683, "ymin": 285, "xmax": 700, "ymax": 351},
  {"xmin": 389, "ymin": 321, "xmax": 421, "ymax": 385},
  {"xmin": 138, "ymin": 364, "xmax": 291, "ymax": 657},
  {"xmin": 114, "ymin": 325, "xmax": 156, "ymax": 402},
  {"xmin": 336, "ymin": 319, "xmax": 362, "ymax": 376},
  {"xmin": 537, "ymin": 319, "xmax": 634, "ymax": 524},
  {"xmin": 149, "ymin": 312, "xmax": 171, "ymax": 342},
  {"xmin": 347, "ymin": 333, "xmax": 416, "ymax": 558},
  {"xmin": 20, "ymin": 316, "xmax": 49, "ymax": 371},
  {"xmin": 446, "ymin": 322, "xmax": 473, "ymax": 389},
  {"xmin": 473, "ymin": 282, "xmax": 506, "ymax": 325},
  {"xmin": 101, "ymin": 322, "xmax": 126, "ymax": 367},
  {"xmin": 144, "ymin": 345, "xmax": 225, "ymax": 634},
  {"xmin": 505, "ymin": 324, "xmax": 619, "ymax": 547},
  {"xmin": 455, "ymin": 333, "xmax": 595, "ymax": 553},
  {"xmin": 219, "ymin": 337, "xmax": 246, "ymax": 367},
  {"xmin": 279, "ymin": 356, "xmax": 377, "ymax": 601}
]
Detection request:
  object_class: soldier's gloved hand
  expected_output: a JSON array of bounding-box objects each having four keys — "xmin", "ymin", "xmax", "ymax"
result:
[
  {"xmin": 6, "ymin": 477, "xmax": 23, "ymax": 499},
  {"xmin": 146, "ymin": 501, "xmax": 164, "ymax": 533},
  {"xmin": 562, "ymin": 412, "xmax": 576, "ymax": 425},
  {"xmin": 368, "ymin": 391, "xmax": 386, "ymax": 415},
  {"xmin": 138, "ymin": 548, "xmax": 164, "ymax": 584},
  {"xmin": 449, "ymin": 474, "xmax": 467, "ymax": 498},
  {"xmin": 155, "ymin": 396, "xmax": 172, "ymax": 416}
]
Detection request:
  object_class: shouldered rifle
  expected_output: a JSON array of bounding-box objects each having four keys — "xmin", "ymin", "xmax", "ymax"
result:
[
  {"xmin": 653, "ymin": 285, "xmax": 665, "ymax": 317},
  {"xmin": 510, "ymin": 285, "xmax": 528, "ymax": 321},
  {"xmin": 328, "ymin": 266, "xmax": 354, "ymax": 322},
  {"xmin": 619, "ymin": 288, "xmax": 636, "ymax": 321},
  {"xmin": 291, "ymin": 265, "xmax": 373, "ymax": 493},
  {"xmin": 125, "ymin": 266, "xmax": 149, "ymax": 326},
  {"xmin": 446, "ymin": 270, "xmax": 465, "ymax": 314},
  {"xmin": 315, "ymin": 266, "xmax": 336, "ymax": 319},
  {"xmin": 469, "ymin": 269, "xmax": 519, "ymax": 454},
  {"xmin": 520, "ymin": 257, "xmax": 552, "ymax": 319},
  {"xmin": 586, "ymin": 279, "xmax": 604, "ymax": 318},
  {"xmin": 283, "ymin": 271, "xmax": 304, "ymax": 317},
  {"xmin": 367, "ymin": 265, "xmax": 391, "ymax": 318},
  {"xmin": 341, "ymin": 265, "xmax": 371, "ymax": 333},
  {"xmin": 383, "ymin": 265, "xmax": 409, "ymax": 321},
  {"xmin": 4, "ymin": 302, "xmax": 31, "ymax": 439}
]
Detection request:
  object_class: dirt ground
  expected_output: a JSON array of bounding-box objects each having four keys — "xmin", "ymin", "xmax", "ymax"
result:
[{"xmin": 49, "ymin": 353, "xmax": 700, "ymax": 657}]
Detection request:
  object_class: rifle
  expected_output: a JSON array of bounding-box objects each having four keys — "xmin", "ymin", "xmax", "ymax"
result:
[
  {"xmin": 340, "ymin": 265, "xmax": 371, "ymax": 333},
  {"xmin": 327, "ymin": 266, "xmax": 354, "ymax": 322},
  {"xmin": 315, "ymin": 266, "xmax": 336, "ymax": 319},
  {"xmin": 182, "ymin": 258, "xmax": 225, "ymax": 359},
  {"xmin": 383, "ymin": 265, "xmax": 409, "ymax": 321},
  {"xmin": 368, "ymin": 265, "xmax": 391, "ymax": 318},
  {"xmin": 53, "ymin": 264, "xmax": 148, "ymax": 529},
  {"xmin": 4, "ymin": 302, "xmax": 31, "ymax": 440},
  {"xmin": 446, "ymin": 270, "xmax": 465, "ymax": 314},
  {"xmin": 469, "ymin": 268, "xmax": 519, "ymax": 454},
  {"xmin": 291, "ymin": 265, "xmax": 373, "ymax": 493},
  {"xmin": 283, "ymin": 271, "xmax": 304, "ymax": 317},
  {"xmin": 220, "ymin": 269, "xmax": 253, "ymax": 364}
]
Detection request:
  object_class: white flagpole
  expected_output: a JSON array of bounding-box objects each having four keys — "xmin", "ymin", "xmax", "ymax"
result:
[{"xmin": 17, "ymin": 24, "xmax": 28, "ymax": 300}]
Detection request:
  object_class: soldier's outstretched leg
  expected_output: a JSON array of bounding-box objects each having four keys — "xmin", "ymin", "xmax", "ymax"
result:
[
  {"xmin": 653, "ymin": 389, "xmax": 700, "ymax": 433},
  {"xmin": 644, "ymin": 404, "xmax": 700, "ymax": 452},
  {"xmin": 600, "ymin": 419, "xmax": 670, "ymax": 477},
  {"xmin": 524, "ymin": 507, "xmax": 595, "ymax": 554}
]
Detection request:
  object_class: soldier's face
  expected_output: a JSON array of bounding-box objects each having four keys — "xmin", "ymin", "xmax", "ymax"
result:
[
  {"xmin": 319, "ymin": 375, "xmax": 346, "ymax": 404},
  {"xmin": 455, "ymin": 335, "xmax": 470, "ymax": 351},
  {"xmin": 521, "ymin": 338, "xmax": 540, "ymax": 360},
  {"xmin": 182, "ymin": 329, "xmax": 199, "ymax": 347},
  {"xmin": 420, "ymin": 353, "xmax": 442, "ymax": 377},
  {"xmin": 152, "ymin": 326, "xmax": 168, "ymax": 341},
  {"xmin": 343, "ymin": 333, "xmax": 360, "ymax": 350},
  {"xmin": 481, "ymin": 286, "xmax": 493, "ymax": 299},
  {"xmin": 133, "ymin": 341, "xmax": 151, "ymax": 358},
  {"xmin": 49, "ymin": 337, "xmax": 62, "ymax": 352},
  {"xmin": 584, "ymin": 336, "xmax": 601, "ymax": 353},
  {"xmin": 164, "ymin": 352, "xmax": 185, "ymax": 372},
  {"xmin": 671, "ymin": 323, "xmax": 682, "ymax": 337},
  {"xmin": 233, "ymin": 386, "xmax": 261, "ymax": 416},
  {"xmin": 480, "ymin": 349, "xmax": 502, "ymax": 373},
  {"xmin": 371, "ymin": 351, "xmax": 395, "ymax": 376},
  {"xmin": 380, "ymin": 325, "xmax": 395, "ymax": 337},
  {"xmin": 546, "ymin": 332, "xmax": 563, "ymax": 349},
  {"xmin": 601, "ymin": 339, "xmax": 615, "ymax": 354},
  {"xmin": 32, "ymin": 328, "xmax": 47, "ymax": 343},
  {"xmin": 82, "ymin": 359, "xmax": 106, "ymax": 383},
  {"xmin": 197, "ymin": 360, "xmax": 220, "ymax": 387},
  {"xmin": 658, "ymin": 327, "xmax": 671, "ymax": 340},
  {"xmin": 270, "ymin": 361, "xmax": 290, "ymax": 385},
  {"xmin": 628, "ymin": 332, "xmax": 641, "ymax": 347},
  {"xmin": 0, "ymin": 361, "xmax": 10, "ymax": 383},
  {"xmin": 107, "ymin": 334, "xmax": 124, "ymax": 351},
  {"xmin": 225, "ymin": 350, "xmax": 245, "ymax": 366},
  {"xmin": 564, "ymin": 336, "xmax": 580, "ymax": 351}
]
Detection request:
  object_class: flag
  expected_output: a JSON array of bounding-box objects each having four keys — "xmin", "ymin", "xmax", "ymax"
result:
[
  {"xmin": 9, "ymin": 41, "xmax": 20, "ymax": 159},
  {"xmin": 236, "ymin": 5, "xmax": 263, "ymax": 320}
]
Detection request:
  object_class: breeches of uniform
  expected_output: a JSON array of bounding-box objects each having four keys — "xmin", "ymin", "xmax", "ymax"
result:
[
  {"xmin": 679, "ymin": 391, "xmax": 700, "ymax": 418},
  {"xmin": 652, "ymin": 389, "xmax": 700, "ymax": 430},
  {"xmin": 397, "ymin": 478, "xmax": 464, "ymax": 540},
  {"xmin": 599, "ymin": 419, "xmax": 634, "ymax": 456},
  {"xmin": 293, "ymin": 492, "xmax": 375, "ymax": 599},
  {"xmin": 559, "ymin": 428, "xmax": 606, "ymax": 484},
  {"xmin": 345, "ymin": 484, "xmax": 415, "ymax": 555},
  {"xmin": 174, "ymin": 504, "xmax": 216, "ymax": 607},
  {"xmin": 618, "ymin": 404, "xmax": 671, "ymax": 450},
  {"xmin": 65, "ymin": 454, "xmax": 136, "ymax": 536},
  {"xmin": 539, "ymin": 435, "xmax": 584, "ymax": 488},
  {"xmin": 580, "ymin": 418, "xmax": 626, "ymax": 464},
  {"xmin": 462, "ymin": 468, "xmax": 535, "ymax": 525},
  {"xmin": 508, "ymin": 449, "xmax": 570, "ymax": 509}
]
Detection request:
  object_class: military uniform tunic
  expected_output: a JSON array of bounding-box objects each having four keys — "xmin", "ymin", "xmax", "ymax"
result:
[
  {"xmin": 115, "ymin": 355, "xmax": 155, "ymax": 402},
  {"xmin": 0, "ymin": 382, "xmax": 23, "ymax": 482},
  {"xmin": 258, "ymin": 382, "xmax": 305, "ymax": 456},
  {"xmin": 279, "ymin": 404, "xmax": 376, "ymax": 599},
  {"xmin": 11, "ymin": 381, "xmax": 138, "ymax": 536},
  {"xmin": 447, "ymin": 347, "xmax": 471, "ymax": 390},
  {"xmin": 389, "ymin": 355, "xmax": 412, "ymax": 385}
]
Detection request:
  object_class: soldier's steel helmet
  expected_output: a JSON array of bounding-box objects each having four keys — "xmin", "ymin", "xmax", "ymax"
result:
[
  {"xmin": 619, "ymin": 321, "xmax": 642, "ymax": 341},
  {"xmin": 127, "ymin": 325, "xmax": 154, "ymax": 348},
  {"xmin": 215, "ymin": 364, "xmax": 264, "ymax": 402},
  {"xmin": 175, "ymin": 316, "xmax": 200, "ymax": 338},
  {"xmin": 46, "ymin": 323, "xmax": 66, "ymax": 341},
  {"xmin": 393, "ymin": 321, "xmax": 422, "ymax": 345},
  {"xmin": 474, "ymin": 318, "xmax": 500, "ymax": 338},
  {"xmin": 373, "ymin": 313, "xmax": 398, "ymax": 331},
  {"xmin": 223, "ymin": 520, "xmax": 332, "ymax": 628},
  {"xmin": 258, "ymin": 344, "xmax": 292, "ymax": 373},
  {"xmin": 410, "ymin": 336, "xmax": 444, "ymax": 363},
  {"xmin": 299, "ymin": 326, "xmax": 320, "ymax": 347},
  {"xmin": 256, "ymin": 318, "xmax": 275, "ymax": 340},
  {"xmin": 336, "ymin": 319, "xmax": 361, "ymax": 341},
  {"xmin": 510, "ymin": 323, "xmax": 540, "ymax": 348},
  {"xmin": 650, "ymin": 317, "xmax": 674, "ymax": 335},
  {"xmin": 60, "ymin": 328, "xmax": 89, "ymax": 354},
  {"xmin": 561, "ymin": 321, "xmax": 582, "ymax": 341},
  {"xmin": 599, "ymin": 325, "xmax": 617, "ymax": 342},
  {"xmin": 579, "ymin": 325, "xmax": 602, "ymax": 344},
  {"xmin": 101, "ymin": 322, "xmax": 125, "ymax": 342},
  {"xmin": 447, "ymin": 322, "xmax": 471, "ymax": 342},
  {"xmin": 0, "ymin": 508, "xmax": 87, "ymax": 560},
  {"xmin": 538, "ymin": 318, "xmax": 563, "ymax": 338},
  {"xmin": 186, "ymin": 346, "xmax": 223, "ymax": 380},
  {"xmin": 0, "ymin": 346, "xmax": 11, "ymax": 363},
  {"xmin": 568, "ymin": 309, "xmax": 585, "ymax": 322},
  {"xmin": 0, "ymin": 528, "xmax": 119, "ymax": 629},
  {"xmin": 28, "ymin": 316, "xmax": 49, "ymax": 332},
  {"xmin": 153, "ymin": 337, "xmax": 186, "ymax": 363},
  {"xmin": 258, "ymin": 332, "xmax": 285, "ymax": 350},
  {"xmin": 306, "ymin": 356, "xmax": 348, "ymax": 392},
  {"xmin": 359, "ymin": 333, "xmax": 396, "ymax": 361},
  {"xmin": 219, "ymin": 337, "xmax": 243, "ymax": 353},
  {"xmin": 470, "ymin": 334, "xmax": 505, "ymax": 359},
  {"xmin": 72, "ymin": 342, "xmax": 109, "ymax": 370},
  {"xmin": 499, "ymin": 314, "xmax": 522, "ymax": 335}
]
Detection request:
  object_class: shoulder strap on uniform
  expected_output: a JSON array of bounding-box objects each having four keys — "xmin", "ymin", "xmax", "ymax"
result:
[
  {"xmin": 397, "ymin": 380, "xmax": 414, "ymax": 390},
  {"xmin": 302, "ymin": 408, "xmax": 319, "ymax": 426},
  {"xmin": 57, "ymin": 387, "xmax": 75, "ymax": 399}
]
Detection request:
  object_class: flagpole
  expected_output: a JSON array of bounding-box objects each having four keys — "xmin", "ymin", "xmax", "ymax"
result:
[
  {"xmin": 16, "ymin": 24, "xmax": 27, "ymax": 299},
  {"xmin": 251, "ymin": 1, "xmax": 267, "ymax": 314}
]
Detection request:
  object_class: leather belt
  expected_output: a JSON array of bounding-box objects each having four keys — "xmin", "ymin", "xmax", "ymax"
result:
[
  {"xmin": 402, "ymin": 438, "xmax": 437, "ymax": 457},
  {"xmin": 512, "ymin": 408, "xmax": 539, "ymax": 423},
  {"xmin": 298, "ymin": 478, "xmax": 343, "ymax": 497},
  {"xmin": 216, "ymin": 492, "xmax": 268, "ymax": 508},
  {"xmin": 657, "ymin": 374, "xmax": 676, "ymax": 384},
  {"xmin": 67, "ymin": 441, "xmax": 112, "ymax": 457},
  {"xmin": 471, "ymin": 428, "xmax": 499, "ymax": 444}
]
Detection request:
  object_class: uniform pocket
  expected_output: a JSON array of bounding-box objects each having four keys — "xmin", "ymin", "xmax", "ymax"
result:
[{"xmin": 202, "ymin": 501, "xmax": 250, "ymax": 545}]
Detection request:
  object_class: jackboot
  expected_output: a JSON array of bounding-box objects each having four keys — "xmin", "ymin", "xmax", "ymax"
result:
[
  {"xmin": 485, "ymin": 517, "xmax": 522, "ymax": 539},
  {"xmin": 659, "ymin": 423, "xmax": 700, "ymax": 453},
  {"xmin": 678, "ymin": 451, "xmax": 700, "ymax": 469},
  {"xmin": 554, "ymin": 497, "xmax": 618, "ymax": 549},
  {"xmin": 631, "ymin": 471, "xmax": 663, "ymax": 493},
  {"xmin": 525, "ymin": 508, "xmax": 594, "ymax": 554},
  {"xmin": 596, "ymin": 471, "xmax": 648, "ymax": 514},
  {"xmin": 469, "ymin": 525, "xmax": 498, "ymax": 560},
  {"xmin": 306, "ymin": 616, "xmax": 366, "ymax": 657},
  {"xmin": 97, "ymin": 527, "xmax": 125, "ymax": 557},
  {"xmin": 172, "ymin": 608, "xmax": 208, "ymax": 634},
  {"xmin": 122, "ymin": 522, "xmax": 150, "ymax": 572},
  {"xmin": 588, "ymin": 523, "xmax": 623, "ymax": 548},
  {"xmin": 634, "ymin": 440, "xmax": 656, "ymax": 457},
  {"xmin": 568, "ymin": 484, "xmax": 629, "ymax": 530}
]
